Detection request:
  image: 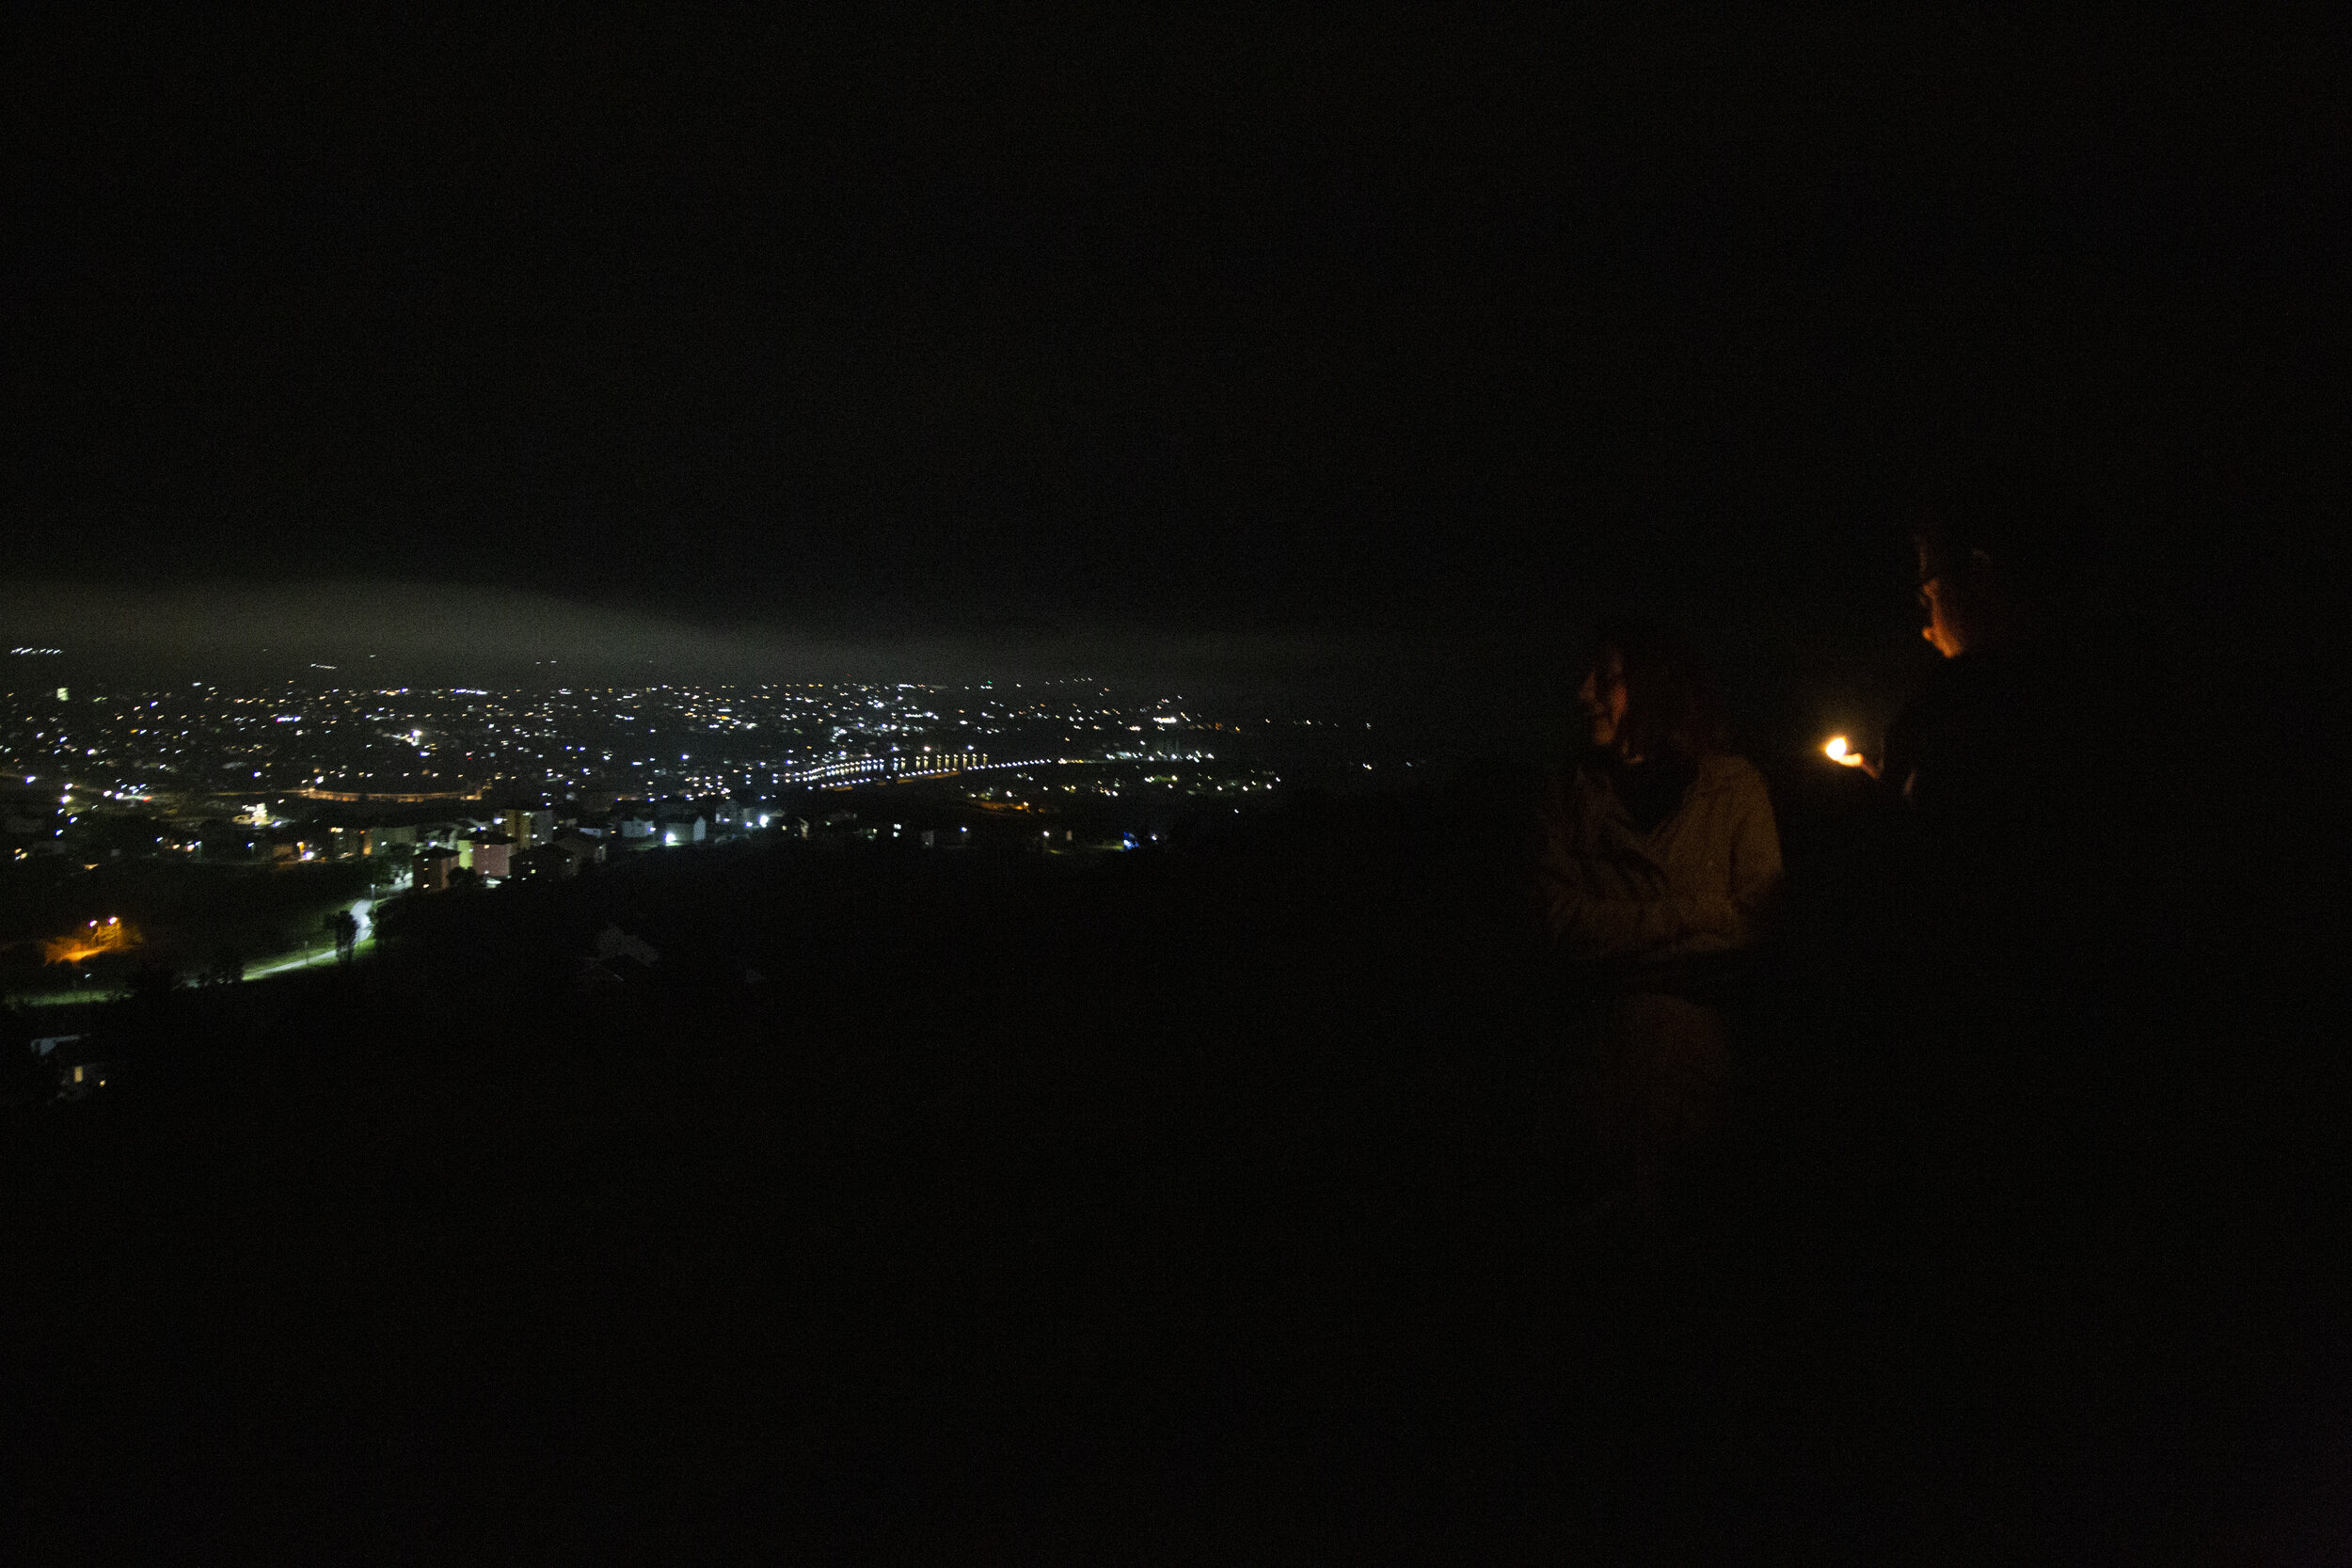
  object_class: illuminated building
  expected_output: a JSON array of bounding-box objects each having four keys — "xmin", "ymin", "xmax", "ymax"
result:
[
  {"xmin": 415, "ymin": 847, "xmax": 461, "ymax": 891},
  {"xmin": 469, "ymin": 832, "xmax": 515, "ymax": 880},
  {"xmin": 501, "ymin": 808, "xmax": 552, "ymax": 849}
]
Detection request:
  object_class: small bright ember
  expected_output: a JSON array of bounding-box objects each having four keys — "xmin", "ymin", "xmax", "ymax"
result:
[{"xmin": 1824, "ymin": 736, "xmax": 1867, "ymax": 768}]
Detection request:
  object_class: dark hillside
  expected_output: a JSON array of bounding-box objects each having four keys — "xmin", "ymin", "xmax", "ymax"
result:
[{"xmin": 4, "ymin": 775, "xmax": 2340, "ymax": 1560}]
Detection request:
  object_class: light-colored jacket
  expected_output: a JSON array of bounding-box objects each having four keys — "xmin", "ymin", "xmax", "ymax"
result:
[{"xmin": 1536, "ymin": 752, "xmax": 1784, "ymax": 962}]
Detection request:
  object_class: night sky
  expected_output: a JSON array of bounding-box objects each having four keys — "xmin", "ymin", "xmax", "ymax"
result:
[{"xmin": 5, "ymin": 14, "xmax": 2329, "ymax": 725}]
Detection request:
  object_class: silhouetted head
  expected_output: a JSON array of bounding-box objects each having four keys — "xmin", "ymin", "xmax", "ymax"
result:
[
  {"xmin": 1576, "ymin": 622, "xmax": 1727, "ymax": 764},
  {"xmin": 1912, "ymin": 463, "xmax": 2090, "ymax": 657}
]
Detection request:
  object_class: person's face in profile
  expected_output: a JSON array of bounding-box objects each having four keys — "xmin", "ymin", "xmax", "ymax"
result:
[
  {"xmin": 1917, "ymin": 548, "xmax": 1994, "ymax": 658},
  {"xmin": 1577, "ymin": 647, "xmax": 1629, "ymax": 751},
  {"xmin": 1919, "ymin": 574, "xmax": 1965, "ymax": 657}
]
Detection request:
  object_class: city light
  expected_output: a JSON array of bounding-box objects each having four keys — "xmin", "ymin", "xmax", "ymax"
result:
[
  {"xmin": 42, "ymin": 917, "xmax": 139, "ymax": 966},
  {"xmin": 1, "ymin": 676, "xmax": 1404, "ymax": 908}
]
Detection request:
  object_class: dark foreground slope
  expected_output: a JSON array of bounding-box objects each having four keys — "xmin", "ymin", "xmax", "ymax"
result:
[{"xmin": 4, "ymin": 781, "xmax": 2344, "ymax": 1562}]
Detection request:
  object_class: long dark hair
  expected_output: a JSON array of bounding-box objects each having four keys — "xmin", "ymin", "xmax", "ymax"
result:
[{"xmin": 1589, "ymin": 620, "xmax": 1728, "ymax": 766}]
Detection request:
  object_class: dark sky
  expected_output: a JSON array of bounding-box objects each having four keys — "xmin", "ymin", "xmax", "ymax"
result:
[{"xmin": 4, "ymin": 13, "xmax": 2331, "ymax": 721}]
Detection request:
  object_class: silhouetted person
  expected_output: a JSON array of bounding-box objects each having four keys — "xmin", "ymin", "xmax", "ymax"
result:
[
  {"xmin": 1887, "ymin": 515, "xmax": 2169, "ymax": 832},
  {"xmin": 1535, "ymin": 622, "xmax": 1782, "ymax": 1218},
  {"xmin": 1849, "ymin": 485, "xmax": 2215, "ymax": 1349},
  {"xmin": 1795, "ymin": 474, "xmax": 2340, "ymax": 1545}
]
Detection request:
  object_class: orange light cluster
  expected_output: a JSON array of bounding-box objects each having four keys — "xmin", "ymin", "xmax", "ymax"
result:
[
  {"xmin": 1823, "ymin": 736, "xmax": 1867, "ymax": 768},
  {"xmin": 42, "ymin": 916, "xmax": 140, "ymax": 966}
]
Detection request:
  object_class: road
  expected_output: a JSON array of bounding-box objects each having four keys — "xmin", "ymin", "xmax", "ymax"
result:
[
  {"xmin": 243, "ymin": 937, "xmax": 371, "ymax": 979},
  {"xmin": 8, "ymin": 932, "xmax": 375, "ymax": 1006}
]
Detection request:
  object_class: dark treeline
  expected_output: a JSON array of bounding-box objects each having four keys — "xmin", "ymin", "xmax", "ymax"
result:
[{"xmin": 2, "ymin": 748, "xmax": 2338, "ymax": 1558}]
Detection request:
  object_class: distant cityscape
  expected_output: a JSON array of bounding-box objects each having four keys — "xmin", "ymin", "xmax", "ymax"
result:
[{"xmin": 2, "ymin": 675, "xmax": 1421, "ymax": 886}]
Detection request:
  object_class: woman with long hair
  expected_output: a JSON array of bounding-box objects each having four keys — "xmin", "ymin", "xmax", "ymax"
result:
[{"xmin": 1535, "ymin": 621, "xmax": 1783, "ymax": 1218}]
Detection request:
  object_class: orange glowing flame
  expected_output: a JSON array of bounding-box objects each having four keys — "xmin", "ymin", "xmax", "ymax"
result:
[
  {"xmin": 42, "ymin": 916, "xmax": 140, "ymax": 966},
  {"xmin": 1824, "ymin": 736, "xmax": 1867, "ymax": 768}
]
